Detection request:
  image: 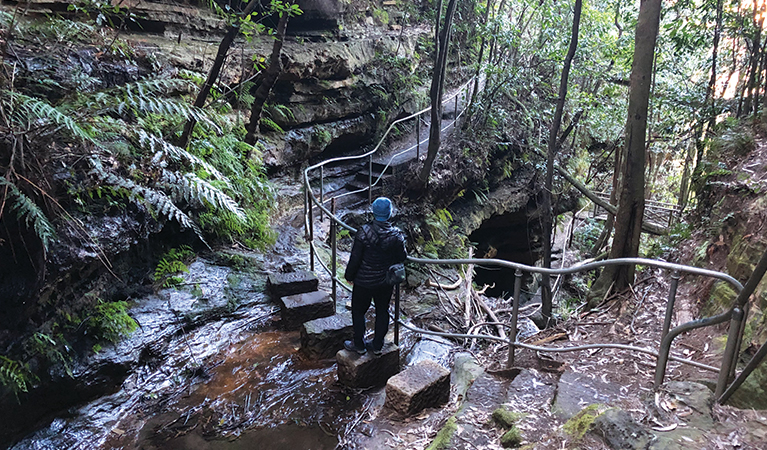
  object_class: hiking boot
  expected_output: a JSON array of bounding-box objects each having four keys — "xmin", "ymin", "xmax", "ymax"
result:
[
  {"xmin": 343, "ymin": 340, "xmax": 366, "ymax": 355},
  {"xmin": 366, "ymin": 341, "xmax": 383, "ymax": 356}
]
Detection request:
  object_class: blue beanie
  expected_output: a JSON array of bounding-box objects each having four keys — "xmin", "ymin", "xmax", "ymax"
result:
[{"xmin": 372, "ymin": 197, "xmax": 393, "ymax": 222}]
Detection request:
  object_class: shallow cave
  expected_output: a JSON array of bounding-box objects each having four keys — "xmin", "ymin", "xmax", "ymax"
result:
[{"xmin": 468, "ymin": 205, "xmax": 544, "ymax": 300}]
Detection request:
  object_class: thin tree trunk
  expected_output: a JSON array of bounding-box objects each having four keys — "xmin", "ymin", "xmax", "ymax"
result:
[
  {"xmin": 541, "ymin": 0, "xmax": 582, "ymax": 327},
  {"xmin": 244, "ymin": 11, "xmax": 291, "ymax": 146},
  {"xmin": 743, "ymin": 0, "xmax": 762, "ymax": 116},
  {"xmin": 465, "ymin": 0, "xmax": 494, "ymax": 127},
  {"xmin": 417, "ymin": 0, "xmax": 459, "ymax": 187},
  {"xmin": 179, "ymin": 0, "xmax": 259, "ymax": 148},
  {"xmin": 589, "ymin": 0, "xmax": 661, "ymax": 307}
]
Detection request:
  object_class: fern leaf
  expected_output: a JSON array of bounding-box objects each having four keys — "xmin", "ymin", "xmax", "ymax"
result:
[
  {"xmin": 260, "ymin": 117, "xmax": 284, "ymax": 133},
  {"xmin": 136, "ymin": 131, "xmax": 229, "ymax": 184},
  {"xmin": 0, "ymin": 177, "xmax": 57, "ymax": 250},
  {"xmin": 161, "ymin": 170, "xmax": 246, "ymax": 221},
  {"xmin": 90, "ymin": 161, "xmax": 207, "ymax": 245},
  {"xmin": 8, "ymin": 93, "xmax": 94, "ymax": 143}
]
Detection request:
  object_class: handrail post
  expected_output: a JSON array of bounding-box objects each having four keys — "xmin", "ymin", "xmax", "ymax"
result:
[
  {"xmin": 330, "ymin": 198, "xmax": 337, "ymax": 307},
  {"xmin": 730, "ymin": 301, "xmax": 749, "ymax": 381},
  {"xmin": 716, "ymin": 307, "xmax": 744, "ymax": 398},
  {"xmin": 662, "ymin": 270, "xmax": 681, "ymax": 340},
  {"xmin": 416, "ymin": 114, "xmax": 421, "ymax": 159},
  {"xmin": 394, "ymin": 283, "xmax": 400, "ymax": 346},
  {"xmin": 308, "ymin": 191, "xmax": 315, "ymax": 272},
  {"xmin": 368, "ymin": 154, "xmax": 373, "ymax": 205},
  {"xmin": 507, "ymin": 268, "xmax": 523, "ymax": 368},
  {"xmin": 319, "ymin": 165, "xmax": 324, "ymax": 221},
  {"xmin": 454, "ymin": 94, "xmax": 458, "ymax": 128}
]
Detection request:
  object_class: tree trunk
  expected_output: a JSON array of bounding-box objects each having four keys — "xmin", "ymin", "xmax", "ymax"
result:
[
  {"xmin": 244, "ymin": 11, "xmax": 291, "ymax": 146},
  {"xmin": 417, "ymin": 0, "xmax": 459, "ymax": 187},
  {"xmin": 743, "ymin": 0, "xmax": 763, "ymax": 117},
  {"xmin": 464, "ymin": 0, "xmax": 494, "ymax": 128},
  {"xmin": 541, "ymin": 0, "xmax": 582, "ymax": 327},
  {"xmin": 179, "ymin": 0, "xmax": 260, "ymax": 148},
  {"xmin": 588, "ymin": 0, "xmax": 661, "ymax": 307}
]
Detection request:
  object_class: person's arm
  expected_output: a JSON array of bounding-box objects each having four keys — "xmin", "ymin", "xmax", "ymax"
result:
[
  {"xmin": 345, "ymin": 230, "xmax": 365, "ymax": 282},
  {"xmin": 394, "ymin": 230, "xmax": 407, "ymax": 263}
]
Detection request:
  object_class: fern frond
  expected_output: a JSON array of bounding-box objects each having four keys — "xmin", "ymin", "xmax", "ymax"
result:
[
  {"xmin": 260, "ymin": 117, "xmax": 284, "ymax": 133},
  {"xmin": 0, "ymin": 355, "xmax": 37, "ymax": 399},
  {"xmin": 0, "ymin": 177, "xmax": 57, "ymax": 250},
  {"xmin": 122, "ymin": 78, "xmax": 196, "ymax": 97},
  {"xmin": 161, "ymin": 170, "xmax": 246, "ymax": 221},
  {"xmin": 7, "ymin": 93, "xmax": 94, "ymax": 143},
  {"xmin": 136, "ymin": 131, "xmax": 229, "ymax": 184},
  {"xmin": 89, "ymin": 160, "xmax": 207, "ymax": 245}
]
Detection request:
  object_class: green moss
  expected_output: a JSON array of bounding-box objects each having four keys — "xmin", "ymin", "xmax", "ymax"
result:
[
  {"xmin": 703, "ymin": 282, "xmax": 738, "ymax": 316},
  {"xmin": 562, "ymin": 404, "xmax": 603, "ymax": 441},
  {"xmin": 426, "ymin": 416, "xmax": 457, "ymax": 450},
  {"xmin": 492, "ymin": 408, "xmax": 524, "ymax": 429},
  {"xmin": 500, "ymin": 427, "xmax": 523, "ymax": 448}
]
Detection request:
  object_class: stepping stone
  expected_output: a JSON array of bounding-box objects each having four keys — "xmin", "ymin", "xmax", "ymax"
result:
[
  {"xmin": 267, "ymin": 270, "xmax": 318, "ymax": 298},
  {"xmin": 301, "ymin": 311, "xmax": 353, "ymax": 359},
  {"xmin": 385, "ymin": 359, "xmax": 450, "ymax": 415},
  {"xmin": 280, "ymin": 290, "xmax": 335, "ymax": 329},
  {"xmin": 336, "ymin": 343, "xmax": 399, "ymax": 388}
]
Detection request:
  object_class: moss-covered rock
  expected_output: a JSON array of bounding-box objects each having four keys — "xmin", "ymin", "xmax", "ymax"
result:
[
  {"xmin": 425, "ymin": 416, "xmax": 457, "ymax": 450},
  {"xmin": 492, "ymin": 407, "xmax": 523, "ymax": 429},
  {"xmin": 703, "ymin": 282, "xmax": 738, "ymax": 316},
  {"xmin": 563, "ymin": 404, "xmax": 603, "ymax": 441},
  {"xmin": 500, "ymin": 427, "xmax": 523, "ymax": 448}
]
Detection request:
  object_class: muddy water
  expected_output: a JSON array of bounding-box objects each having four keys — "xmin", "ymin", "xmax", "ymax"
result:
[{"xmin": 10, "ymin": 259, "xmax": 364, "ymax": 450}]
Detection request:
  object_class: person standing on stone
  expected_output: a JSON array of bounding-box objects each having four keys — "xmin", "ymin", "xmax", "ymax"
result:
[{"xmin": 343, "ymin": 197, "xmax": 407, "ymax": 356}]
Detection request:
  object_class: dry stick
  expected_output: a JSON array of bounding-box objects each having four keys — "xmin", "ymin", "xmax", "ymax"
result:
[
  {"xmin": 475, "ymin": 294, "xmax": 507, "ymax": 339},
  {"xmin": 464, "ymin": 247, "xmax": 474, "ymax": 329}
]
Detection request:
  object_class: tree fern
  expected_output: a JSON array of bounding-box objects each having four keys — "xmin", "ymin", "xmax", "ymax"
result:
[
  {"xmin": 6, "ymin": 92, "xmax": 94, "ymax": 143},
  {"xmin": 0, "ymin": 177, "xmax": 57, "ymax": 250},
  {"xmin": 161, "ymin": 170, "xmax": 246, "ymax": 221}
]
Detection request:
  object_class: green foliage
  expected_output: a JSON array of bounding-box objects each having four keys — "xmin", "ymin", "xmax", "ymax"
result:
[
  {"xmin": 416, "ymin": 209, "xmax": 467, "ymax": 259},
  {"xmin": 85, "ymin": 300, "xmax": 138, "ymax": 345},
  {"xmin": 372, "ymin": 8, "xmax": 390, "ymax": 26},
  {"xmin": 572, "ymin": 218, "xmax": 602, "ymax": 252},
  {"xmin": 0, "ymin": 356, "xmax": 37, "ymax": 401},
  {"xmin": 154, "ymin": 245, "xmax": 194, "ymax": 287},
  {"xmin": 0, "ymin": 176, "xmax": 57, "ymax": 250}
]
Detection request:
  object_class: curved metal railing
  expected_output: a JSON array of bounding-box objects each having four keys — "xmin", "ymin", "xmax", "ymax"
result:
[{"xmin": 299, "ymin": 76, "xmax": 751, "ymax": 402}]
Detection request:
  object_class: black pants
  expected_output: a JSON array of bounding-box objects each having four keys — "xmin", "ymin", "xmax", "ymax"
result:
[{"xmin": 351, "ymin": 283, "xmax": 393, "ymax": 350}]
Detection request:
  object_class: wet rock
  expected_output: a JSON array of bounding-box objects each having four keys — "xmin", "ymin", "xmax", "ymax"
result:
[
  {"xmin": 336, "ymin": 343, "xmax": 399, "ymax": 388},
  {"xmin": 300, "ymin": 311, "xmax": 353, "ymax": 359},
  {"xmin": 405, "ymin": 335, "xmax": 453, "ymax": 367},
  {"xmin": 385, "ymin": 360, "xmax": 450, "ymax": 415},
  {"xmin": 267, "ymin": 270, "xmax": 319, "ymax": 298},
  {"xmin": 593, "ymin": 408, "xmax": 653, "ymax": 450},
  {"xmin": 452, "ymin": 352, "xmax": 485, "ymax": 400},
  {"xmin": 553, "ymin": 370, "xmax": 621, "ymax": 420},
  {"xmin": 280, "ymin": 290, "xmax": 335, "ymax": 329}
]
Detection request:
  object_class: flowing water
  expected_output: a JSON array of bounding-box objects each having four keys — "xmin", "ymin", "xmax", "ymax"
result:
[{"xmin": 10, "ymin": 257, "xmax": 364, "ymax": 449}]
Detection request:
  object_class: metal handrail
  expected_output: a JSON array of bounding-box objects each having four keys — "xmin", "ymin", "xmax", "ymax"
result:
[{"xmin": 299, "ymin": 75, "xmax": 748, "ymax": 401}]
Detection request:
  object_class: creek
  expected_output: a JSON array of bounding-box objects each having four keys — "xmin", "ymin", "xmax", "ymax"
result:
[{"xmin": 10, "ymin": 255, "xmax": 359, "ymax": 449}]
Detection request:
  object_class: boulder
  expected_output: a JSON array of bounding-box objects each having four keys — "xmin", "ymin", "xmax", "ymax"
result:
[
  {"xmin": 336, "ymin": 343, "xmax": 399, "ymax": 388},
  {"xmin": 385, "ymin": 360, "xmax": 450, "ymax": 415}
]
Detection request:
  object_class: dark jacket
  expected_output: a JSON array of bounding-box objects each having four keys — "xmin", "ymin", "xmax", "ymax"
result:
[{"xmin": 344, "ymin": 221, "xmax": 407, "ymax": 288}]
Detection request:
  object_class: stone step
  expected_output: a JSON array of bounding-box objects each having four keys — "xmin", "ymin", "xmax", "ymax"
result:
[
  {"xmin": 354, "ymin": 168, "xmax": 390, "ymax": 184},
  {"xmin": 300, "ymin": 311, "xmax": 353, "ymax": 359},
  {"xmin": 280, "ymin": 290, "xmax": 335, "ymax": 329},
  {"xmin": 385, "ymin": 359, "xmax": 450, "ymax": 415},
  {"xmin": 336, "ymin": 343, "xmax": 400, "ymax": 388},
  {"xmin": 267, "ymin": 270, "xmax": 319, "ymax": 298},
  {"xmin": 343, "ymin": 179, "xmax": 383, "ymax": 197}
]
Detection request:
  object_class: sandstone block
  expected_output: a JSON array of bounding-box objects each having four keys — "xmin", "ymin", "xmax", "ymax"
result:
[
  {"xmin": 280, "ymin": 290, "xmax": 335, "ymax": 329},
  {"xmin": 301, "ymin": 312, "xmax": 353, "ymax": 359},
  {"xmin": 267, "ymin": 270, "xmax": 318, "ymax": 298},
  {"xmin": 385, "ymin": 359, "xmax": 450, "ymax": 415},
  {"xmin": 336, "ymin": 343, "xmax": 399, "ymax": 388}
]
